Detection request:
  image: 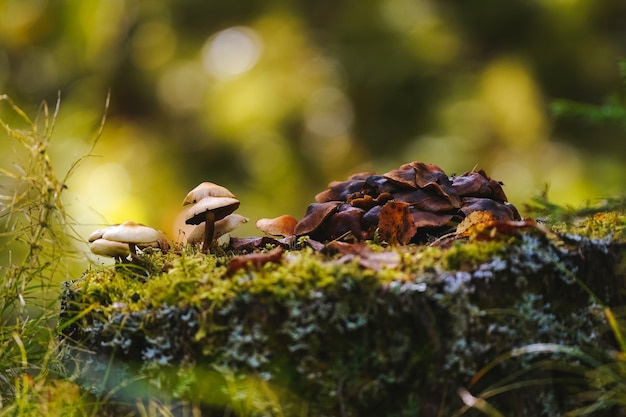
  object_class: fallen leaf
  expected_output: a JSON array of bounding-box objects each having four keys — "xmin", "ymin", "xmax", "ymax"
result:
[
  {"xmin": 229, "ymin": 236, "xmax": 287, "ymax": 251},
  {"xmin": 378, "ymin": 201, "xmax": 417, "ymax": 244},
  {"xmin": 456, "ymin": 211, "xmax": 497, "ymax": 237},
  {"xmin": 456, "ymin": 211, "xmax": 538, "ymax": 239},
  {"xmin": 225, "ymin": 247, "xmax": 284, "ymax": 277},
  {"xmin": 323, "ymin": 241, "xmax": 401, "ymax": 270}
]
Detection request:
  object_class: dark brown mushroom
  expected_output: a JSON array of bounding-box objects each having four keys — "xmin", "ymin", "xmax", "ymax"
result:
[
  {"xmin": 394, "ymin": 188, "xmax": 457, "ymax": 212},
  {"xmin": 284, "ymin": 161, "xmax": 519, "ymax": 245},
  {"xmin": 451, "ymin": 170, "xmax": 494, "ymax": 197},
  {"xmin": 460, "ymin": 197, "xmax": 519, "ymax": 221},
  {"xmin": 410, "ymin": 210, "xmax": 455, "ymax": 228},
  {"xmin": 326, "ymin": 205, "xmax": 365, "ymax": 240},
  {"xmin": 315, "ymin": 177, "xmax": 369, "ymax": 203},
  {"xmin": 411, "ymin": 162, "xmax": 449, "ymax": 188},
  {"xmin": 294, "ymin": 201, "xmax": 341, "ymax": 237},
  {"xmin": 382, "ymin": 166, "xmax": 419, "ymax": 189}
]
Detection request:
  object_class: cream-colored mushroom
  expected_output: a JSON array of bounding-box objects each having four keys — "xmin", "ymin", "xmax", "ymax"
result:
[
  {"xmin": 89, "ymin": 238, "xmax": 131, "ymax": 261},
  {"xmin": 187, "ymin": 213, "xmax": 249, "ymax": 246},
  {"xmin": 182, "ymin": 182, "xmax": 235, "ymax": 206},
  {"xmin": 101, "ymin": 221, "xmax": 163, "ymax": 255},
  {"xmin": 87, "ymin": 225, "xmax": 118, "ymax": 242},
  {"xmin": 185, "ymin": 196, "xmax": 240, "ymax": 252}
]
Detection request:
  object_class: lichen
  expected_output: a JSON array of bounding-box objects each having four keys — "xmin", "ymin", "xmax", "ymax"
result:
[{"xmin": 60, "ymin": 214, "xmax": 626, "ymax": 416}]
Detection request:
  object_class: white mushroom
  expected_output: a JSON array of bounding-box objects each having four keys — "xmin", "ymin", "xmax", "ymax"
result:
[
  {"xmin": 89, "ymin": 238, "xmax": 131, "ymax": 261},
  {"xmin": 87, "ymin": 225, "xmax": 117, "ymax": 242},
  {"xmin": 187, "ymin": 213, "xmax": 249, "ymax": 246},
  {"xmin": 185, "ymin": 196, "xmax": 240, "ymax": 252},
  {"xmin": 101, "ymin": 221, "xmax": 163, "ymax": 255},
  {"xmin": 182, "ymin": 182, "xmax": 235, "ymax": 206}
]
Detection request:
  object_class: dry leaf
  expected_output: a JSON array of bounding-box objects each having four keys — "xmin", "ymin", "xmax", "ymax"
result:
[
  {"xmin": 378, "ymin": 201, "xmax": 417, "ymax": 245},
  {"xmin": 324, "ymin": 241, "xmax": 401, "ymax": 270},
  {"xmin": 457, "ymin": 210, "xmax": 538, "ymax": 239},
  {"xmin": 225, "ymin": 247, "xmax": 284, "ymax": 277}
]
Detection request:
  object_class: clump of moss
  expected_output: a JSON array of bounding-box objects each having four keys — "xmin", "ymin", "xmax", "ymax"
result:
[{"xmin": 60, "ymin": 219, "xmax": 626, "ymax": 416}]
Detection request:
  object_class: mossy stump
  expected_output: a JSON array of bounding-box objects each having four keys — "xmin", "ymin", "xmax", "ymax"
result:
[{"xmin": 60, "ymin": 214, "xmax": 626, "ymax": 416}]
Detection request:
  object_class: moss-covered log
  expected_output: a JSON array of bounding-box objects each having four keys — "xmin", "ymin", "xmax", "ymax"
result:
[{"xmin": 60, "ymin": 213, "xmax": 626, "ymax": 416}]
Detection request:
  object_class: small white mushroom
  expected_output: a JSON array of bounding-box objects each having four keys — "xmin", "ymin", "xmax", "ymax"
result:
[
  {"xmin": 101, "ymin": 221, "xmax": 163, "ymax": 255},
  {"xmin": 87, "ymin": 225, "xmax": 117, "ymax": 242},
  {"xmin": 182, "ymin": 182, "xmax": 235, "ymax": 206},
  {"xmin": 187, "ymin": 213, "xmax": 249, "ymax": 246},
  {"xmin": 89, "ymin": 238, "xmax": 131, "ymax": 261},
  {"xmin": 185, "ymin": 196, "xmax": 240, "ymax": 253}
]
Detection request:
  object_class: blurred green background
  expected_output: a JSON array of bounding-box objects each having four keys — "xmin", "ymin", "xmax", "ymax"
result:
[{"xmin": 2, "ymin": 0, "xmax": 626, "ymax": 243}]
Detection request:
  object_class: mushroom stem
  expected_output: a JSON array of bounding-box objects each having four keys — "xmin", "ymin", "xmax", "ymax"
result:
[{"xmin": 202, "ymin": 211, "xmax": 216, "ymax": 253}]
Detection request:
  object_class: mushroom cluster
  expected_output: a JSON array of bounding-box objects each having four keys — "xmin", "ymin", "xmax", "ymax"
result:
[
  {"xmin": 288, "ymin": 161, "xmax": 520, "ymax": 244},
  {"xmin": 181, "ymin": 182, "xmax": 248, "ymax": 252},
  {"xmin": 88, "ymin": 221, "xmax": 167, "ymax": 262}
]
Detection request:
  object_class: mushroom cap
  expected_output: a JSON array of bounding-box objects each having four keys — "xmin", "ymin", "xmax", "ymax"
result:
[
  {"xmin": 182, "ymin": 182, "xmax": 236, "ymax": 206},
  {"xmin": 215, "ymin": 213, "xmax": 248, "ymax": 237},
  {"xmin": 185, "ymin": 196, "xmax": 240, "ymax": 225},
  {"xmin": 256, "ymin": 215, "xmax": 298, "ymax": 237},
  {"xmin": 101, "ymin": 221, "xmax": 162, "ymax": 244},
  {"xmin": 89, "ymin": 238, "xmax": 131, "ymax": 258},
  {"xmin": 294, "ymin": 201, "xmax": 341, "ymax": 236},
  {"xmin": 87, "ymin": 225, "xmax": 117, "ymax": 242}
]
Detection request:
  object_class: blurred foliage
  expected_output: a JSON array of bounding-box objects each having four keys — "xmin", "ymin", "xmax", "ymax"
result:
[
  {"xmin": 0, "ymin": 96, "xmax": 96, "ymax": 416},
  {"xmin": 550, "ymin": 58, "xmax": 626, "ymax": 127},
  {"xmin": 2, "ymin": 0, "xmax": 626, "ymax": 252}
]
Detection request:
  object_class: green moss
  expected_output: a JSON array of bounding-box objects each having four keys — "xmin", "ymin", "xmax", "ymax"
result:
[{"xmin": 60, "ymin": 214, "xmax": 626, "ymax": 417}]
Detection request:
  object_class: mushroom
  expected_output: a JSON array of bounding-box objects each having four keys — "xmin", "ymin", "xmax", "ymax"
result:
[
  {"xmin": 187, "ymin": 213, "xmax": 249, "ymax": 246},
  {"xmin": 182, "ymin": 182, "xmax": 235, "ymax": 206},
  {"xmin": 185, "ymin": 196, "xmax": 240, "ymax": 252},
  {"xmin": 89, "ymin": 238, "xmax": 131, "ymax": 262},
  {"xmin": 255, "ymin": 215, "xmax": 298, "ymax": 237},
  {"xmin": 87, "ymin": 226, "xmax": 113, "ymax": 243},
  {"xmin": 294, "ymin": 201, "xmax": 341, "ymax": 238},
  {"xmin": 101, "ymin": 221, "xmax": 164, "ymax": 256}
]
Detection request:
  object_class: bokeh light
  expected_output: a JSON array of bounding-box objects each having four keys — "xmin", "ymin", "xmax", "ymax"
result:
[{"xmin": 202, "ymin": 26, "xmax": 263, "ymax": 79}]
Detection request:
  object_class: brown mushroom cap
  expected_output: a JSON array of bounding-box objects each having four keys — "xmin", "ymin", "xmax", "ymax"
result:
[
  {"xmin": 101, "ymin": 221, "xmax": 162, "ymax": 244},
  {"xmin": 459, "ymin": 197, "xmax": 519, "ymax": 221},
  {"xmin": 294, "ymin": 201, "xmax": 341, "ymax": 236},
  {"xmin": 256, "ymin": 215, "xmax": 298, "ymax": 237},
  {"xmin": 185, "ymin": 196, "xmax": 240, "ymax": 225},
  {"xmin": 182, "ymin": 182, "xmax": 236, "ymax": 206},
  {"xmin": 89, "ymin": 238, "xmax": 131, "ymax": 258}
]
